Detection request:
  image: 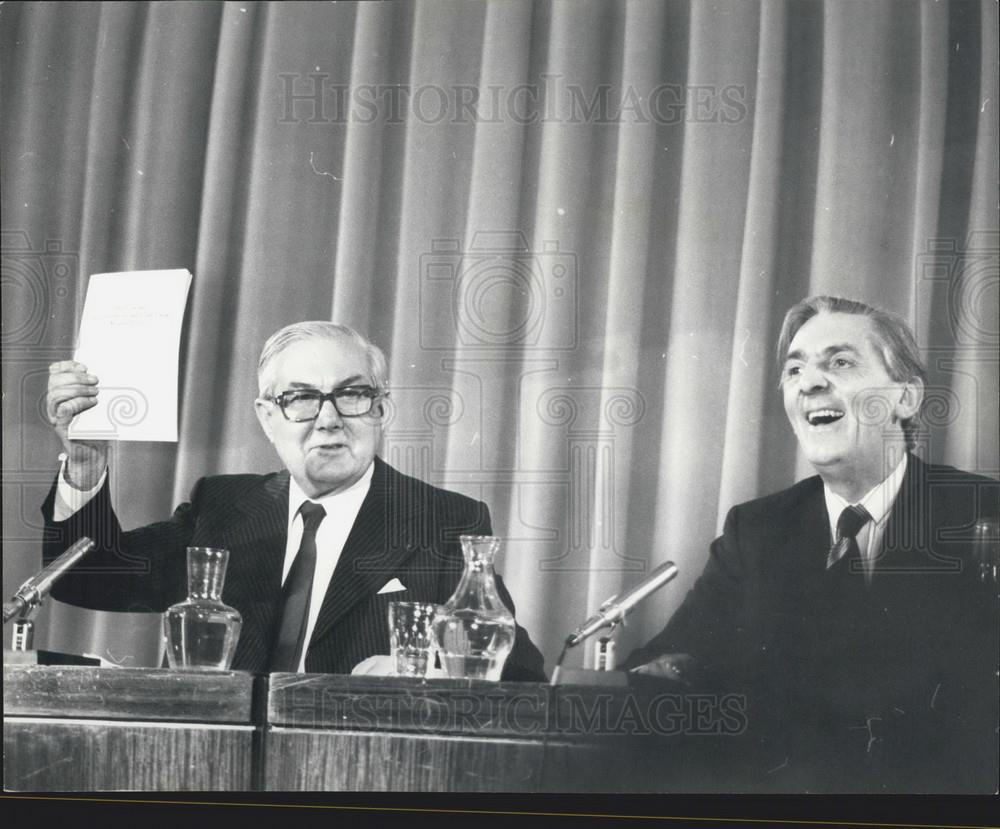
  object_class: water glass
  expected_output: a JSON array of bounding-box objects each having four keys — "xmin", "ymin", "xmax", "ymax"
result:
[
  {"xmin": 972, "ymin": 520, "xmax": 999, "ymax": 584},
  {"xmin": 388, "ymin": 601, "xmax": 437, "ymax": 678}
]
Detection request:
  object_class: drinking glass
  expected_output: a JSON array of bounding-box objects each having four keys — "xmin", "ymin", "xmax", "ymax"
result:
[
  {"xmin": 972, "ymin": 520, "xmax": 999, "ymax": 584},
  {"xmin": 388, "ymin": 601, "xmax": 438, "ymax": 678}
]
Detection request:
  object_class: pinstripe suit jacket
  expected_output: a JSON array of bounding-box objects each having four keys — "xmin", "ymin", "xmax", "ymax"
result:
[{"xmin": 41, "ymin": 456, "xmax": 546, "ymax": 681}]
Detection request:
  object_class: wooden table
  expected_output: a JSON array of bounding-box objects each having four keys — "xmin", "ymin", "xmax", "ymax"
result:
[
  {"xmin": 4, "ymin": 665, "xmax": 256, "ymax": 790},
  {"xmin": 5, "ymin": 666, "xmax": 732, "ymax": 791},
  {"xmin": 263, "ymin": 673, "xmax": 711, "ymax": 791}
]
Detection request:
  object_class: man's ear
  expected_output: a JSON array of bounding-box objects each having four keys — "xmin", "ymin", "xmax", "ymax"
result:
[
  {"xmin": 254, "ymin": 398, "xmax": 275, "ymax": 443},
  {"xmin": 371, "ymin": 394, "xmax": 391, "ymax": 424},
  {"xmin": 894, "ymin": 376, "xmax": 924, "ymax": 421}
]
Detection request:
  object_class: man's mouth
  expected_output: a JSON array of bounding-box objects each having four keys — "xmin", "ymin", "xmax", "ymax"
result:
[
  {"xmin": 805, "ymin": 408, "xmax": 845, "ymax": 427},
  {"xmin": 312, "ymin": 442, "xmax": 348, "ymax": 452}
]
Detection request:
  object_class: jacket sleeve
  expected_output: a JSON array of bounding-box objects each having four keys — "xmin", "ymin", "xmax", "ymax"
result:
[
  {"xmin": 622, "ymin": 505, "xmax": 748, "ymax": 679},
  {"xmin": 40, "ymin": 473, "xmax": 200, "ymax": 612}
]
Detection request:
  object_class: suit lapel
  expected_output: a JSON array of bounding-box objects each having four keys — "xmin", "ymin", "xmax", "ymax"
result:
[
  {"xmin": 775, "ymin": 478, "xmax": 831, "ymax": 608},
  {"xmin": 222, "ymin": 471, "xmax": 289, "ymax": 670},
  {"xmin": 780, "ymin": 477, "xmax": 830, "ymax": 595},
  {"xmin": 874, "ymin": 454, "xmax": 958, "ymax": 575},
  {"xmin": 801, "ymin": 480, "xmax": 831, "ymax": 576},
  {"xmin": 745, "ymin": 478, "xmax": 830, "ymax": 681},
  {"xmin": 877, "ymin": 453, "xmax": 918, "ymax": 571},
  {"xmin": 307, "ymin": 457, "xmax": 423, "ymax": 646}
]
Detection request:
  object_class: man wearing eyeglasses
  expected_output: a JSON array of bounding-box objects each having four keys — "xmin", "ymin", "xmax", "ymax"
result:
[{"xmin": 41, "ymin": 321, "xmax": 546, "ymax": 680}]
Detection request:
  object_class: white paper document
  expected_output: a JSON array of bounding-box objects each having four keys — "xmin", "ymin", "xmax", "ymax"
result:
[{"xmin": 68, "ymin": 269, "xmax": 192, "ymax": 442}]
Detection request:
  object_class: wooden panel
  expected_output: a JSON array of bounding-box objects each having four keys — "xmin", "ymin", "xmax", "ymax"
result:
[
  {"xmin": 3, "ymin": 669, "xmax": 706, "ymax": 792},
  {"xmin": 262, "ymin": 728, "xmax": 625, "ymax": 792},
  {"xmin": 263, "ymin": 675, "xmax": 688, "ymax": 791},
  {"xmin": 4, "ymin": 665, "xmax": 254, "ymax": 723},
  {"xmin": 4, "ymin": 717, "xmax": 254, "ymax": 791},
  {"xmin": 267, "ymin": 673, "xmax": 638, "ymax": 738}
]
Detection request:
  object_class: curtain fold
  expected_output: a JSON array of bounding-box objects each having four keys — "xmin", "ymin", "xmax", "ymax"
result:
[
  {"xmin": 585, "ymin": 0, "xmax": 666, "ymax": 630},
  {"xmin": 717, "ymin": 0, "xmax": 786, "ymax": 524},
  {"xmin": 2, "ymin": 0, "xmax": 996, "ymax": 670}
]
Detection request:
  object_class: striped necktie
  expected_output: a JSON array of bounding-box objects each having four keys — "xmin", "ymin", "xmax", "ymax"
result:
[{"xmin": 826, "ymin": 504, "xmax": 871, "ymax": 571}]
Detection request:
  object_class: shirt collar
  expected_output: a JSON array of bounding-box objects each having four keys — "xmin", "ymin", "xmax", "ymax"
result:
[
  {"xmin": 287, "ymin": 461, "xmax": 375, "ymax": 523},
  {"xmin": 824, "ymin": 452, "xmax": 908, "ymax": 537}
]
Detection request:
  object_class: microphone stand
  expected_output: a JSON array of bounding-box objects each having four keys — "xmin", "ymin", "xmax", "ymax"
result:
[
  {"xmin": 4, "ymin": 538, "xmax": 96, "ymax": 658},
  {"xmin": 551, "ymin": 560, "xmax": 678, "ymax": 686},
  {"xmin": 550, "ymin": 620, "xmax": 622, "ymax": 687},
  {"xmin": 3, "ymin": 537, "xmax": 96, "ymax": 625}
]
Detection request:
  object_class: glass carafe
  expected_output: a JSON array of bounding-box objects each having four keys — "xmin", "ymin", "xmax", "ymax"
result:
[
  {"xmin": 432, "ymin": 535, "xmax": 516, "ymax": 681},
  {"xmin": 163, "ymin": 547, "xmax": 242, "ymax": 670}
]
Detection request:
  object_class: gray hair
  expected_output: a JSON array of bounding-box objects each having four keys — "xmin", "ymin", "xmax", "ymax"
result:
[
  {"xmin": 776, "ymin": 296, "xmax": 926, "ymax": 450},
  {"xmin": 257, "ymin": 322, "xmax": 389, "ymax": 397}
]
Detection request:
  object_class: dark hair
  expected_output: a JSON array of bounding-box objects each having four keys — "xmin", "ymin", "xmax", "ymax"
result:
[{"xmin": 776, "ymin": 296, "xmax": 927, "ymax": 450}]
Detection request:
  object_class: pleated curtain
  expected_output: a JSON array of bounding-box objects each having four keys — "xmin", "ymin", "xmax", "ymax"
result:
[{"xmin": 2, "ymin": 0, "xmax": 996, "ymax": 667}]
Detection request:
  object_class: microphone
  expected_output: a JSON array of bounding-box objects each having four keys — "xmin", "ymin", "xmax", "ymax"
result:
[
  {"xmin": 3, "ymin": 537, "xmax": 96, "ymax": 624},
  {"xmin": 564, "ymin": 560, "xmax": 678, "ymax": 648}
]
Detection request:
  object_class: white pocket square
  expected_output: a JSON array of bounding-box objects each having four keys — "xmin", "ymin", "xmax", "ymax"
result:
[{"xmin": 377, "ymin": 578, "xmax": 407, "ymax": 595}]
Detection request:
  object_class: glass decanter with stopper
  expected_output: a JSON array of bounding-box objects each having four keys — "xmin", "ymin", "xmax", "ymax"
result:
[
  {"xmin": 163, "ymin": 547, "xmax": 243, "ymax": 670},
  {"xmin": 432, "ymin": 535, "xmax": 516, "ymax": 681}
]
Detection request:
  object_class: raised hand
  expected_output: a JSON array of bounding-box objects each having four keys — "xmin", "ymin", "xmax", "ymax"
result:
[{"xmin": 46, "ymin": 360, "xmax": 108, "ymax": 489}]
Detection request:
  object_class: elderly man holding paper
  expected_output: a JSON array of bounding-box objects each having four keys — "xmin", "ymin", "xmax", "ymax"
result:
[{"xmin": 42, "ymin": 321, "xmax": 546, "ymax": 680}]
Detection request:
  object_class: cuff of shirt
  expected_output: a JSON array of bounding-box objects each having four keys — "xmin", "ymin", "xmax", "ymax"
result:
[{"xmin": 53, "ymin": 454, "xmax": 107, "ymax": 522}]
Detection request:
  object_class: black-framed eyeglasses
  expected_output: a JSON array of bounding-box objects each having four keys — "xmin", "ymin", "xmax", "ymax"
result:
[{"xmin": 270, "ymin": 386, "xmax": 387, "ymax": 422}]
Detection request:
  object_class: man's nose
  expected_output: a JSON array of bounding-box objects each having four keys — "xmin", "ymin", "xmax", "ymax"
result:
[
  {"xmin": 314, "ymin": 398, "xmax": 344, "ymax": 428},
  {"xmin": 798, "ymin": 363, "xmax": 829, "ymax": 393}
]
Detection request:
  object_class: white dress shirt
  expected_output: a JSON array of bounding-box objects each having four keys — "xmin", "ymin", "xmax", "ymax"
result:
[
  {"xmin": 283, "ymin": 463, "xmax": 373, "ymax": 672},
  {"xmin": 823, "ymin": 452, "xmax": 908, "ymax": 584},
  {"xmin": 52, "ymin": 454, "xmax": 107, "ymax": 521}
]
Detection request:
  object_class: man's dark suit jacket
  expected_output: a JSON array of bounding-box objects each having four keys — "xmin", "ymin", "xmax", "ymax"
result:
[
  {"xmin": 42, "ymin": 456, "xmax": 546, "ymax": 682},
  {"xmin": 625, "ymin": 454, "xmax": 999, "ymax": 792}
]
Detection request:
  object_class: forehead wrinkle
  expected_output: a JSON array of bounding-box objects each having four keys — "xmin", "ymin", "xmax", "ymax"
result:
[
  {"xmin": 784, "ymin": 342, "xmax": 864, "ymax": 363},
  {"xmin": 282, "ymin": 375, "xmax": 366, "ymax": 391},
  {"xmin": 272, "ymin": 341, "xmax": 369, "ymax": 384}
]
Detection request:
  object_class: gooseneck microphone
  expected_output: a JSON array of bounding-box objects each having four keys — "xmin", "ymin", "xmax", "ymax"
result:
[
  {"xmin": 564, "ymin": 560, "xmax": 678, "ymax": 648},
  {"xmin": 3, "ymin": 537, "xmax": 96, "ymax": 623}
]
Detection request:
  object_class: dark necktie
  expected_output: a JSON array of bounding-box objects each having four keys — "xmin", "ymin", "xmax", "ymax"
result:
[
  {"xmin": 826, "ymin": 504, "xmax": 872, "ymax": 572},
  {"xmin": 269, "ymin": 501, "xmax": 326, "ymax": 672}
]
